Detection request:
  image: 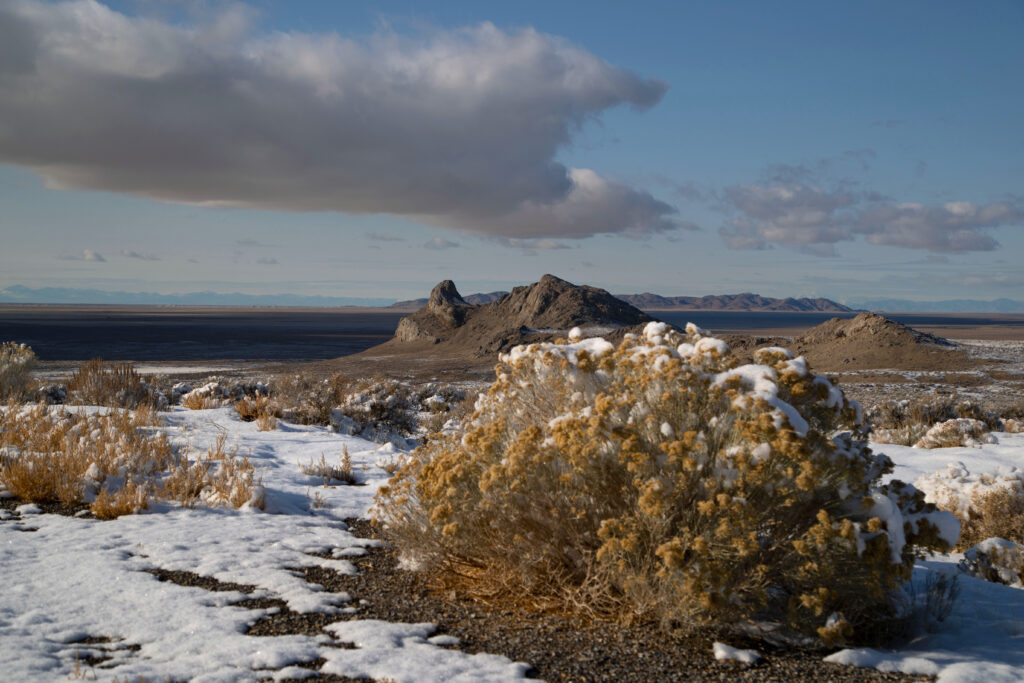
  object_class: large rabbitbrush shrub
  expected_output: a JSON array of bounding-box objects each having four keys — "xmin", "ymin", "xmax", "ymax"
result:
[{"xmin": 376, "ymin": 323, "xmax": 958, "ymax": 643}]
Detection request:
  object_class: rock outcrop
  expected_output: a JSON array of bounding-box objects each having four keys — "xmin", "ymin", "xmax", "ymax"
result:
[{"xmin": 390, "ymin": 275, "xmax": 654, "ymax": 355}]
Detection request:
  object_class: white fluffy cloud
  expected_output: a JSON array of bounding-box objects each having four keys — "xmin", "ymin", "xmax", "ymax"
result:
[
  {"xmin": 719, "ymin": 182, "xmax": 1021, "ymax": 254},
  {"xmin": 423, "ymin": 237, "xmax": 460, "ymax": 250},
  {"xmin": 0, "ymin": 0, "xmax": 675, "ymax": 239},
  {"xmin": 59, "ymin": 249, "xmax": 106, "ymax": 262}
]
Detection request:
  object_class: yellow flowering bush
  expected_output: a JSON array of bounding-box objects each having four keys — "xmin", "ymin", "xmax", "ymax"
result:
[{"xmin": 375, "ymin": 323, "xmax": 958, "ymax": 643}]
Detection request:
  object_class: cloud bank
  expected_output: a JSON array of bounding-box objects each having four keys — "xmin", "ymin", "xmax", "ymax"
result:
[
  {"xmin": 719, "ymin": 182, "xmax": 1020, "ymax": 255},
  {"xmin": 0, "ymin": 0, "xmax": 675, "ymax": 238}
]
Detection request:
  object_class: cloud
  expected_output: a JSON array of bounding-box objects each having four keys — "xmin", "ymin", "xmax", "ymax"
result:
[
  {"xmin": 0, "ymin": 1, "xmax": 674, "ymax": 239},
  {"xmin": 121, "ymin": 249, "xmax": 160, "ymax": 260},
  {"xmin": 256, "ymin": 256, "xmax": 278, "ymax": 265},
  {"xmin": 60, "ymin": 249, "xmax": 106, "ymax": 262},
  {"xmin": 366, "ymin": 233, "xmax": 406, "ymax": 243},
  {"xmin": 423, "ymin": 237, "xmax": 460, "ymax": 250},
  {"xmin": 492, "ymin": 237, "xmax": 571, "ymax": 250},
  {"xmin": 719, "ymin": 179, "xmax": 1021, "ymax": 255}
]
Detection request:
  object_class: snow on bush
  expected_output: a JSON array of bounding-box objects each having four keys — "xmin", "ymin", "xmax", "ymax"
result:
[
  {"xmin": 376, "ymin": 323, "xmax": 958, "ymax": 643},
  {"xmin": 913, "ymin": 418, "xmax": 997, "ymax": 449},
  {"xmin": 1003, "ymin": 418, "xmax": 1024, "ymax": 434},
  {"xmin": 0, "ymin": 404, "xmax": 263, "ymax": 516},
  {"xmin": 0, "ymin": 342, "xmax": 37, "ymax": 401},
  {"xmin": 960, "ymin": 538, "xmax": 1024, "ymax": 587}
]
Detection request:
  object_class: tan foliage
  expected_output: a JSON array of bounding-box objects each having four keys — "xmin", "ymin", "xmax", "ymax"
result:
[
  {"xmin": 0, "ymin": 342, "xmax": 37, "ymax": 401},
  {"xmin": 957, "ymin": 482, "xmax": 1024, "ymax": 549},
  {"xmin": 375, "ymin": 325, "xmax": 955, "ymax": 643},
  {"xmin": 68, "ymin": 359, "xmax": 163, "ymax": 409},
  {"xmin": 300, "ymin": 445, "xmax": 355, "ymax": 485}
]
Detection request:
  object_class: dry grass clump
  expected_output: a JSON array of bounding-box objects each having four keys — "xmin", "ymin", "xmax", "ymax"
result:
[
  {"xmin": 913, "ymin": 418, "xmax": 995, "ymax": 449},
  {"xmin": 0, "ymin": 342, "xmax": 37, "ymax": 401},
  {"xmin": 67, "ymin": 359, "xmax": 165, "ymax": 409},
  {"xmin": 376, "ymin": 324, "xmax": 956, "ymax": 645},
  {"xmin": 300, "ymin": 446, "xmax": 356, "ymax": 485},
  {"xmin": 0, "ymin": 403, "xmax": 263, "ymax": 516},
  {"xmin": 235, "ymin": 394, "xmax": 280, "ymax": 431},
  {"xmin": 0, "ymin": 403, "xmax": 172, "ymax": 515},
  {"xmin": 1003, "ymin": 418, "xmax": 1024, "ymax": 433}
]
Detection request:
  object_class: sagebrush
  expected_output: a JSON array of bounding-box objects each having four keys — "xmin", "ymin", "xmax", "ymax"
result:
[
  {"xmin": 0, "ymin": 342, "xmax": 37, "ymax": 401},
  {"xmin": 376, "ymin": 323, "xmax": 958, "ymax": 644}
]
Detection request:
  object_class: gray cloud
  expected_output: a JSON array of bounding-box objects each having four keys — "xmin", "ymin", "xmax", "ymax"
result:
[
  {"xmin": 0, "ymin": 1, "xmax": 674, "ymax": 239},
  {"xmin": 366, "ymin": 233, "xmax": 407, "ymax": 243},
  {"xmin": 423, "ymin": 237, "xmax": 460, "ymax": 250},
  {"xmin": 121, "ymin": 249, "xmax": 160, "ymax": 260},
  {"xmin": 60, "ymin": 249, "xmax": 106, "ymax": 262},
  {"xmin": 719, "ymin": 180, "xmax": 1021, "ymax": 255},
  {"xmin": 256, "ymin": 256, "xmax": 278, "ymax": 265},
  {"xmin": 492, "ymin": 237, "xmax": 571, "ymax": 250}
]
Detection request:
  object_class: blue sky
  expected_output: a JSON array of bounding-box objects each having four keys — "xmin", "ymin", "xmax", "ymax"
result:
[{"xmin": 0, "ymin": 0, "xmax": 1021, "ymax": 304}]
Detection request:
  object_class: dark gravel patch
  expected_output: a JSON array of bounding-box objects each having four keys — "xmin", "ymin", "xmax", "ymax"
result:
[
  {"xmin": 0, "ymin": 495, "xmax": 91, "ymax": 518},
  {"xmin": 245, "ymin": 518, "xmax": 932, "ymax": 682}
]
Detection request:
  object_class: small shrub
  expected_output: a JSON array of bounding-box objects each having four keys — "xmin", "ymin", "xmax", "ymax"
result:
[
  {"xmin": 1003, "ymin": 418, "xmax": 1024, "ymax": 434},
  {"xmin": 960, "ymin": 538, "xmax": 1024, "ymax": 587},
  {"xmin": 959, "ymin": 481, "xmax": 1024, "ymax": 549},
  {"xmin": 273, "ymin": 372, "xmax": 347, "ymax": 425},
  {"xmin": 0, "ymin": 342, "xmax": 37, "ymax": 401},
  {"xmin": 180, "ymin": 382, "xmax": 230, "ymax": 410},
  {"xmin": 375, "ymin": 324, "xmax": 957, "ymax": 643},
  {"xmin": 914, "ymin": 418, "xmax": 996, "ymax": 449},
  {"xmin": 235, "ymin": 394, "xmax": 280, "ymax": 430},
  {"xmin": 335, "ymin": 377, "xmax": 416, "ymax": 441},
  {"xmin": 67, "ymin": 359, "xmax": 165, "ymax": 409}
]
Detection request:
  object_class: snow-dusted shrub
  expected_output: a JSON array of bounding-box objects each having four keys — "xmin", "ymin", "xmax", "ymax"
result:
[
  {"xmin": 0, "ymin": 342, "xmax": 37, "ymax": 400},
  {"xmin": 913, "ymin": 463, "xmax": 1024, "ymax": 550},
  {"xmin": 960, "ymin": 538, "xmax": 1024, "ymax": 587},
  {"xmin": 335, "ymin": 377, "xmax": 417, "ymax": 442},
  {"xmin": 273, "ymin": 372, "xmax": 347, "ymax": 425},
  {"xmin": 1003, "ymin": 418, "xmax": 1024, "ymax": 434},
  {"xmin": 235, "ymin": 394, "xmax": 280, "ymax": 430},
  {"xmin": 913, "ymin": 418, "xmax": 996, "ymax": 449},
  {"xmin": 0, "ymin": 403, "xmax": 172, "ymax": 513},
  {"xmin": 299, "ymin": 446, "xmax": 356, "ymax": 485},
  {"xmin": 376, "ymin": 323, "xmax": 958, "ymax": 643},
  {"xmin": 180, "ymin": 382, "xmax": 231, "ymax": 410},
  {"xmin": 68, "ymin": 359, "xmax": 166, "ymax": 409},
  {"xmin": 161, "ymin": 434, "xmax": 264, "ymax": 510}
]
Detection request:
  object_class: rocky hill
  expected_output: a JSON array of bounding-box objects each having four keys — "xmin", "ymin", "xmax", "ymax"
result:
[
  {"xmin": 389, "ymin": 275, "xmax": 653, "ymax": 356},
  {"xmin": 791, "ymin": 312, "xmax": 969, "ymax": 371},
  {"xmin": 615, "ymin": 292, "xmax": 853, "ymax": 312}
]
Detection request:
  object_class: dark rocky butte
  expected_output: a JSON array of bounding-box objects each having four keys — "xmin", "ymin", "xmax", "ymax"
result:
[{"xmin": 393, "ymin": 274, "xmax": 654, "ymax": 356}]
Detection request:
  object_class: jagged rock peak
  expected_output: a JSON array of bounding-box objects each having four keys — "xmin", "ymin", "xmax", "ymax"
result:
[{"xmin": 428, "ymin": 280, "xmax": 469, "ymax": 310}]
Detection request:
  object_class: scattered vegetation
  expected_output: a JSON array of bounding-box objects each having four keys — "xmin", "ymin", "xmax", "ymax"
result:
[
  {"xmin": 867, "ymin": 397, "xmax": 1000, "ymax": 447},
  {"xmin": 272, "ymin": 372, "xmax": 348, "ymax": 425},
  {"xmin": 235, "ymin": 394, "xmax": 280, "ymax": 431},
  {"xmin": 960, "ymin": 538, "xmax": 1024, "ymax": 587},
  {"xmin": 0, "ymin": 403, "xmax": 263, "ymax": 517},
  {"xmin": 956, "ymin": 481, "xmax": 1024, "ymax": 550},
  {"xmin": 0, "ymin": 342, "xmax": 37, "ymax": 401},
  {"xmin": 376, "ymin": 324, "xmax": 957, "ymax": 644},
  {"xmin": 67, "ymin": 359, "xmax": 166, "ymax": 410},
  {"xmin": 914, "ymin": 418, "xmax": 996, "ymax": 449}
]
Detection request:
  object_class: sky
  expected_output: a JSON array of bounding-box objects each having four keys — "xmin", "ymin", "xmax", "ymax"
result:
[{"xmin": 0, "ymin": 0, "xmax": 1022, "ymax": 305}]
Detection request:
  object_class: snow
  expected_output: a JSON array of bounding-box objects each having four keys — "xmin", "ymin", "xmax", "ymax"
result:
[
  {"xmin": 0, "ymin": 406, "xmax": 533, "ymax": 681},
  {"xmin": 824, "ymin": 432, "xmax": 1024, "ymax": 682},
  {"xmin": 3, "ymin": 399, "xmax": 1024, "ymax": 680},
  {"xmin": 712, "ymin": 641, "xmax": 762, "ymax": 664}
]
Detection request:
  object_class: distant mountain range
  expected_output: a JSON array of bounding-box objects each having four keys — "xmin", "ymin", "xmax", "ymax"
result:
[
  {"xmin": 614, "ymin": 292, "xmax": 854, "ymax": 312},
  {"xmin": 0, "ymin": 285, "xmax": 393, "ymax": 308},
  {"xmin": 851, "ymin": 298, "xmax": 1024, "ymax": 313},
  {"xmin": 388, "ymin": 291, "xmax": 508, "ymax": 310}
]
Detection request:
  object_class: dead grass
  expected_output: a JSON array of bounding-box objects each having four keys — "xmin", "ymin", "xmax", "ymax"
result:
[
  {"xmin": 235, "ymin": 394, "xmax": 280, "ymax": 431},
  {"xmin": 300, "ymin": 446, "xmax": 355, "ymax": 485},
  {"xmin": 0, "ymin": 342, "xmax": 37, "ymax": 401},
  {"xmin": 0, "ymin": 402, "xmax": 263, "ymax": 517}
]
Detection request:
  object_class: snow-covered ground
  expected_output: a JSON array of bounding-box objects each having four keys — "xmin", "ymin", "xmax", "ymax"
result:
[
  {"xmin": 1, "ymin": 406, "xmax": 1023, "ymax": 681},
  {"xmin": 0, "ymin": 407, "xmax": 534, "ymax": 682}
]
